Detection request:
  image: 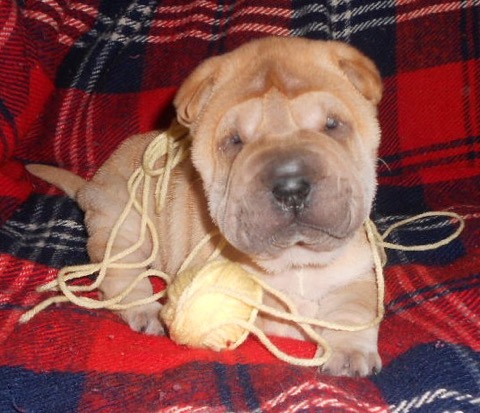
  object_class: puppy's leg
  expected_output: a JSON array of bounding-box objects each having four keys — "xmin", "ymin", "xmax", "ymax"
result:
[
  {"xmin": 317, "ymin": 276, "xmax": 381, "ymax": 377},
  {"xmin": 87, "ymin": 229, "xmax": 164, "ymax": 335}
]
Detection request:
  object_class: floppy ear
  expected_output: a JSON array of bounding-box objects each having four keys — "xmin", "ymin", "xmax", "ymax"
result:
[
  {"xmin": 328, "ymin": 41, "xmax": 383, "ymax": 105},
  {"xmin": 174, "ymin": 55, "xmax": 223, "ymax": 129}
]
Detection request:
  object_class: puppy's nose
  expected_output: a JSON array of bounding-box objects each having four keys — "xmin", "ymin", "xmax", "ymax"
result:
[{"xmin": 270, "ymin": 159, "xmax": 311, "ymax": 212}]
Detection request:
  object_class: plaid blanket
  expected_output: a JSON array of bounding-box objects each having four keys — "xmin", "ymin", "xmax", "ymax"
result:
[{"xmin": 1, "ymin": 1, "xmax": 479, "ymax": 412}]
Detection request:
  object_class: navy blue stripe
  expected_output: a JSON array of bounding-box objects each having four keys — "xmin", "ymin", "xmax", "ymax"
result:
[
  {"xmin": 380, "ymin": 136, "xmax": 480, "ymax": 164},
  {"xmin": 214, "ymin": 362, "xmax": 235, "ymax": 411},
  {"xmin": 461, "ymin": 2, "xmax": 480, "ymax": 60},
  {"xmin": 460, "ymin": 3, "xmax": 471, "ymax": 66},
  {"xmin": 386, "ymin": 274, "xmax": 480, "ymax": 316},
  {"xmin": 379, "ymin": 147, "xmax": 480, "ymax": 178},
  {"xmin": 0, "ymin": 302, "xmax": 107, "ymax": 320},
  {"xmin": 0, "ymin": 99, "xmax": 18, "ymax": 161},
  {"xmin": 388, "ymin": 274, "xmax": 480, "ymax": 308},
  {"xmin": 474, "ymin": 5, "xmax": 480, "ymax": 59},
  {"xmin": 208, "ymin": 0, "xmax": 226, "ymax": 57},
  {"xmin": 0, "ymin": 366, "xmax": 86, "ymax": 413},
  {"xmin": 217, "ymin": 0, "xmax": 237, "ymax": 55},
  {"xmin": 378, "ymin": 135, "xmax": 480, "ymax": 177},
  {"xmin": 237, "ymin": 364, "xmax": 261, "ymax": 411},
  {"xmin": 372, "ymin": 342, "xmax": 480, "ymax": 411}
]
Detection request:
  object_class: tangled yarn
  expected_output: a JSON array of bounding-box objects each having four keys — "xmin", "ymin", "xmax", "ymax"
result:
[{"xmin": 20, "ymin": 122, "xmax": 465, "ymax": 367}]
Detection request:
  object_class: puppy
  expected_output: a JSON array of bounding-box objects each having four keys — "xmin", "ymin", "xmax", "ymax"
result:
[{"xmin": 28, "ymin": 36, "xmax": 383, "ymax": 377}]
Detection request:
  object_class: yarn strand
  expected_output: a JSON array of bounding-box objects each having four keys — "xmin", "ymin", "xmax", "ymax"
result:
[{"xmin": 376, "ymin": 211, "xmax": 464, "ymax": 251}]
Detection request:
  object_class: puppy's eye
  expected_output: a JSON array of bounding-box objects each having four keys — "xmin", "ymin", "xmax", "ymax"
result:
[
  {"xmin": 230, "ymin": 134, "xmax": 243, "ymax": 145},
  {"xmin": 325, "ymin": 117, "xmax": 339, "ymax": 130},
  {"xmin": 323, "ymin": 116, "xmax": 351, "ymax": 140},
  {"xmin": 220, "ymin": 133, "xmax": 244, "ymax": 156}
]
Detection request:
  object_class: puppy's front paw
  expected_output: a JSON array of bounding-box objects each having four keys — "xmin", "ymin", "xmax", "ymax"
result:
[
  {"xmin": 322, "ymin": 347, "xmax": 381, "ymax": 377},
  {"xmin": 120, "ymin": 302, "xmax": 164, "ymax": 335}
]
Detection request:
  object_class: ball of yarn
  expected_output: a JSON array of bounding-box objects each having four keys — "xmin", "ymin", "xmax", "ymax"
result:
[{"xmin": 161, "ymin": 260, "xmax": 263, "ymax": 351}]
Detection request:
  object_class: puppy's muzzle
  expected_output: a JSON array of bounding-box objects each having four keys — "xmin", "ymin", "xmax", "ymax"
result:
[
  {"xmin": 222, "ymin": 143, "xmax": 365, "ymax": 257},
  {"xmin": 270, "ymin": 158, "xmax": 311, "ymax": 214}
]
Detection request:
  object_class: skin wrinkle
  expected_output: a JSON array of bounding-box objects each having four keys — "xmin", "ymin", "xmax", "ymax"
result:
[{"xmin": 217, "ymin": 145, "xmax": 247, "ymax": 242}]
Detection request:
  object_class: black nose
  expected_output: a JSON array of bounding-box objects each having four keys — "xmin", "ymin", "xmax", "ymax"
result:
[{"xmin": 270, "ymin": 159, "xmax": 311, "ymax": 212}]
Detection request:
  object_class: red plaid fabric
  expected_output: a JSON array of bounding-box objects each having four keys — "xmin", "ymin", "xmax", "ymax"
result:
[{"xmin": 1, "ymin": 1, "xmax": 479, "ymax": 412}]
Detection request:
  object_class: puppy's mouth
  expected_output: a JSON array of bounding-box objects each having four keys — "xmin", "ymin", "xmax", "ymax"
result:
[
  {"xmin": 223, "ymin": 212, "xmax": 356, "ymax": 262},
  {"xmin": 268, "ymin": 221, "xmax": 352, "ymax": 252}
]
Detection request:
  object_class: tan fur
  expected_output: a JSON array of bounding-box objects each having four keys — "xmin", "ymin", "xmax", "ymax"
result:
[{"xmin": 28, "ymin": 37, "xmax": 383, "ymax": 376}]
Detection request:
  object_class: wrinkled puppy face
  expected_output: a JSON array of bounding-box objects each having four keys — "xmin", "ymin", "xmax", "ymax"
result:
[{"xmin": 175, "ymin": 37, "xmax": 383, "ymax": 267}]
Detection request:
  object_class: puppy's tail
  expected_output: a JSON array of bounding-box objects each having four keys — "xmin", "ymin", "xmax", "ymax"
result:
[{"xmin": 26, "ymin": 164, "xmax": 86, "ymax": 199}]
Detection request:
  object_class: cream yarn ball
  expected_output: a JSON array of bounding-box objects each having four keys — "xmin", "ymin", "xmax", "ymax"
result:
[{"xmin": 161, "ymin": 260, "xmax": 263, "ymax": 351}]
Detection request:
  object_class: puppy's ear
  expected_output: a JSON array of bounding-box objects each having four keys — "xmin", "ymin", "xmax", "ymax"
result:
[
  {"xmin": 328, "ymin": 41, "xmax": 383, "ymax": 105},
  {"xmin": 174, "ymin": 55, "xmax": 223, "ymax": 129}
]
